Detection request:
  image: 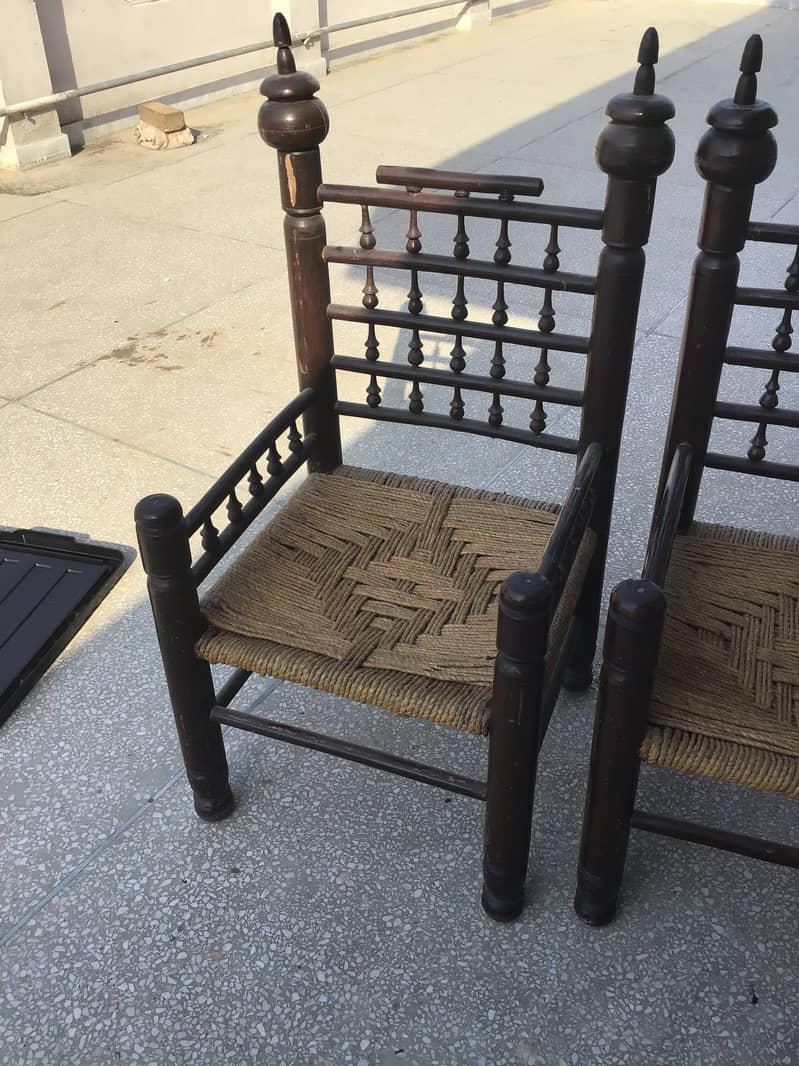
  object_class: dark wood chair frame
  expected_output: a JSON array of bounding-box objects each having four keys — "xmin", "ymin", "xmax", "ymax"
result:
[
  {"xmin": 575, "ymin": 36, "xmax": 799, "ymax": 928},
  {"xmin": 136, "ymin": 16, "xmax": 674, "ymax": 921}
]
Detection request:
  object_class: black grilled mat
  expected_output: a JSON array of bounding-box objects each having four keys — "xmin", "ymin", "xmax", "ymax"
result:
[{"xmin": 0, "ymin": 530, "xmax": 130, "ymax": 725}]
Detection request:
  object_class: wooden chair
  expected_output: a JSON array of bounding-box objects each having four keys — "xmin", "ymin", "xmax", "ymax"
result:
[
  {"xmin": 575, "ymin": 36, "xmax": 799, "ymax": 927},
  {"xmin": 135, "ymin": 16, "xmax": 674, "ymax": 921}
]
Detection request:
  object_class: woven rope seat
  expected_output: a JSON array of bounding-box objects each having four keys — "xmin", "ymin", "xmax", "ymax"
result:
[
  {"xmin": 196, "ymin": 466, "xmax": 595, "ymax": 735},
  {"xmin": 641, "ymin": 522, "xmax": 799, "ymax": 798}
]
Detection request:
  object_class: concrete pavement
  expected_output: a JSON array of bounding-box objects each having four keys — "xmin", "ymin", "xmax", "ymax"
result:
[{"xmin": 1, "ymin": 2, "xmax": 797, "ymax": 1063}]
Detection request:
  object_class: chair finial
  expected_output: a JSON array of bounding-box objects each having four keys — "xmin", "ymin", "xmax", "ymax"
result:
[
  {"xmin": 734, "ymin": 34, "xmax": 763, "ymax": 105},
  {"xmin": 273, "ymin": 12, "xmax": 296, "ymax": 75},
  {"xmin": 633, "ymin": 27, "xmax": 659, "ymax": 95},
  {"xmin": 596, "ymin": 26, "xmax": 674, "ymax": 184}
]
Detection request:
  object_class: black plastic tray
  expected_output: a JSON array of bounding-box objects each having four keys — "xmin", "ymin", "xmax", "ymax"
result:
[{"xmin": 0, "ymin": 529, "xmax": 130, "ymax": 725}]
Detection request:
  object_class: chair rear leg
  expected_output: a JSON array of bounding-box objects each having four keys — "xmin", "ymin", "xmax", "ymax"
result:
[
  {"xmin": 482, "ymin": 572, "xmax": 550, "ymax": 922},
  {"xmin": 136, "ymin": 494, "xmax": 234, "ymax": 822},
  {"xmin": 574, "ymin": 578, "xmax": 665, "ymax": 925},
  {"xmin": 563, "ymin": 550, "xmax": 604, "ymax": 692}
]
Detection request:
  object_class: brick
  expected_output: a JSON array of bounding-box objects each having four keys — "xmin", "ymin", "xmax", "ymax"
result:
[{"xmin": 137, "ymin": 101, "xmax": 185, "ymax": 134}]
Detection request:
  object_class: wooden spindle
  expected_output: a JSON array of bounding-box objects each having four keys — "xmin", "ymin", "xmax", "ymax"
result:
[
  {"xmin": 267, "ymin": 442, "xmax": 283, "ymax": 477},
  {"xmin": 201, "ymin": 516, "xmax": 220, "ymax": 554},
  {"xmin": 226, "ymin": 490, "xmax": 243, "ymax": 525},
  {"xmin": 287, "ymin": 421, "xmax": 303, "ymax": 454},
  {"xmin": 248, "ymin": 464, "xmax": 264, "ymax": 497}
]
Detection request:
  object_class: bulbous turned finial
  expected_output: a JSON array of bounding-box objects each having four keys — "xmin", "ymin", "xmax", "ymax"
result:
[
  {"xmin": 696, "ymin": 34, "xmax": 777, "ymax": 188},
  {"xmin": 595, "ymin": 27, "xmax": 675, "ymax": 182},
  {"xmin": 258, "ymin": 11, "xmax": 329, "ymax": 152}
]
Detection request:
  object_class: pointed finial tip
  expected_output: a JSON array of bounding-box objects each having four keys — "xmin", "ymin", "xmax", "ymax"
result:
[
  {"xmin": 741, "ymin": 34, "xmax": 763, "ymax": 75},
  {"xmin": 638, "ymin": 27, "xmax": 659, "ymax": 66},
  {"xmin": 273, "ymin": 12, "xmax": 291, "ymax": 48}
]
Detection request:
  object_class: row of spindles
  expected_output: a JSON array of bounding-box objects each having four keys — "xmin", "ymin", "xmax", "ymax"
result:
[
  {"xmin": 356, "ymin": 198, "xmax": 564, "ymax": 431},
  {"xmin": 747, "ymin": 245, "xmax": 798, "ymax": 462},
  {"xmin": 199, "ymin": 422, "xmax": 303, "ymax": 554}
]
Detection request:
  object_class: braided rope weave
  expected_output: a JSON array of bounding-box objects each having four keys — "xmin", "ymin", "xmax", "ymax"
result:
[
  {"xmin": 197, "ymin": 466, "xmax": 595, "ymax": 735},
  {"xmin": 643, "ymin": 522, "xmax": 799, "ymax": 797}
]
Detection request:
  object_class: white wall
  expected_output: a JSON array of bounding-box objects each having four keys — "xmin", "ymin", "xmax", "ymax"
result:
[
  {"xmin": 34, "ymin": 0, "xmax": 277, "ymax": 138},
  {"xmin": 1, "ymin": 1, "xmax": 538, "ymax": 161}
]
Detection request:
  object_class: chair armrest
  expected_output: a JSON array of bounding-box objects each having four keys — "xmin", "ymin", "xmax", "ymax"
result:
[
  {"xmin": 539, "ymin": 442, "xmax": 603, "ymax": 606},
  {"xmin": 185, "ymin": 388, "xmax": 318, "ymax": 585},
  {"xmin": 641, "ymin": 443, "xmax": 692, "ymax": 588}
]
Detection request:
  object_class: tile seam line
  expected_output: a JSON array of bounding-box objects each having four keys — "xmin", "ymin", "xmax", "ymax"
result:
[
  {"xmin": 13, "ymin": 276, "xmax": 272, "ymax": 403},
  {"xmin": 56, "ymin": 195, "xmax": 287, "ymax": 251},
  {"xmin": 12, "ymin": 400, "xmax": 220, "ymax": 481},
  {"xmin": 0, "ymin": 682, "xmax": 281, "ymax": 951},
  {"xmin": 0, "ymin": 767, "xmax": 186, "ymax": 950}
]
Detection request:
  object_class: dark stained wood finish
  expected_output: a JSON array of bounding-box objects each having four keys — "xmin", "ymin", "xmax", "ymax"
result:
[
  {"xmin": 320, "ymin": 183, "xmax": 603, "ymax": 229},
  {"xmin": 376, "ymin": 164, "xmax": 544, "ymax": 198},
  {"xmin": 212, "ymin": 704, "xmax": 487, "ymax": 799},
  {"xmin": 322, "ymin": 245, "xmax": 597, "ymax": 294},
  {"xmin": 658, "ymin": 33, "xmax": 780, "ymax": 526},
  {"xmin": 137, "ymin": 14, "xmax": 676, "ymax": 924},
  {"xmin": 578, "ymin": 37, "xmax": 799, "ymax": 929},
  {"xmin": 574, "ymin": 578, "xmax": 666, "ymax": 926},
  {"xmin": 135, "ymin": 494, "xmax": 234, "ymax": 822},
  {"xmin": 482, "ymin": 572, "xmax": 552, "ymax": 921},
  {"xmin": 566, "ymin": 25, "xmax": 675, "ymax": 689},
  {"xmin": 257, "ymin": 16, "xmax": 341, "ymax": 473}
]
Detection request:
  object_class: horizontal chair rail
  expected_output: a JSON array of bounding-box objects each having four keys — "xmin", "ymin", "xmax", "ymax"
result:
[
  {"xmin": 705, "ymin": 451, "xmax": 799, "ymax": 482},
  {"xmin": 184, "ymin": 388, "xmax": 317, "ymax": 535},
  {"xmin": 735, "ymin": 287, "xmax": 799, "ymax": 311},
  {"xmin": 376, "ymin": 165, "xmax": 544, "ymax": 198},
  {"xmin": 715, "ymin": 400, "xmax": 799, "ymax": 430},
  {"xmin": 747, "ymin": 220, "xmax": 799, "ymax": 245},
  {"xmin": 330, "ymin": 355, "xmax": 584, "ymax": 407},
  {"xmin": 725, "ymin": 346, "xmax": 799, "ymax": 373},
  {"xmin": 319, "ymin": 184, "xmax": 604, "ymax": 230},
  {"xmin": 631, "ymin": 810, "xmax": 799, "ymax": 867},
  {"xmin": 191, "ymin": 443, "xmax": 315, "ymax": 585},
  {"xmin": 328, "ymin": 305, "xmax": 590, "ymax": 355},
  {"xmin": 211, "ymin": 704, "xmax": 488, "ymax": 799},
  {"xmin": 335, "ymin": 401, "xmax": 580, "ymax": 452},
  {"xmin": 323, "ymin": 246, "xmax": 597, "ymax": 295}
]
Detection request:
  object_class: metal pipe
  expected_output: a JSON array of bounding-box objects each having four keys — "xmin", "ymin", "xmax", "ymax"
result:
[{"xmin": 0, "ymin": 0, "xmax": 473, "ymax": 120}]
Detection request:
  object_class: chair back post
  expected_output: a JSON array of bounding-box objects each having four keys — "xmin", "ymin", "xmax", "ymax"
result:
[
  {"xmin": 570, "ymin": 28, "xmax": 674, "ymax": 677},
  {"xmin": 258, "ymin": 13, "xmax": 342, "ymax": 472},
  {"xmin": 659, "ymin": 35, "xmax": 777, "ymax": 528}
]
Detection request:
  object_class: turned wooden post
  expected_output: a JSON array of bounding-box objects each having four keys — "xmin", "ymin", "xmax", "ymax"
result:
[
  {"xmin": 135, "ymin": 494, "xmax": 234, "ymax": 821},
  {"xmin": 258, "ymin": 13, "xmax": 342, "ymax": 473},
  {"xmin": 574, "ymin": 577, "xmax": 665, "ymax": 926},
  {"xmin": 567, "ymin": 28, "xmax": 675, "ymax": 690},
  {"xmin": 482, "ymin": 571, "xmax": 551, "ymax": 921},
  {"xmin": 658, "ymin": 35, "xmax": 778, "ymax": 529}
]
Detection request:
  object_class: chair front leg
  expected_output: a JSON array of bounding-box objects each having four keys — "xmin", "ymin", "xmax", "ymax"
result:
[
  {"xmin": 574, "ymin": 577, "xmax": 665, "ymax": 925},
  {"xmin": 482, "ymin": 572, "xmax": 551, "ymax": 922},
  {"xmin": 136, "ymin": 494, "xmax": 234, "ymax": 822}
]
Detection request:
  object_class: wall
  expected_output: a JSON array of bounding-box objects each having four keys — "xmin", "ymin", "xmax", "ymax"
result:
[
  {"xmin": 2, "ymin": 1, "xmax": 541, "ymax": 161},
  {"xmin": 34, "ymin": 0, "xmax": 278, "ymax": 141}
]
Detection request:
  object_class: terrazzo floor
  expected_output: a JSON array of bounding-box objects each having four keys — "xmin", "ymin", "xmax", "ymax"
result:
[{"xmin": 1, "ymin": 2, "xmax": 798, "ymax": 1063}]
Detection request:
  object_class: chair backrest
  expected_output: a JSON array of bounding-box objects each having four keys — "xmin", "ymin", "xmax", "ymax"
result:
[
  {"xmin": 659, "ymin": 36, "xmax": 798, "ymax": 530},
  {"xmin": 258, "ymin": 15, "xmax": 674, "ymax": 540}
]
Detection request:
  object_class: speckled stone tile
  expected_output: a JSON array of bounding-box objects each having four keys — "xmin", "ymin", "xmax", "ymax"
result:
[
  {"xmin": 2, "ymin": 2, "xmax": 799, "ymax": 1063},
  {"xmin": 1, "ymin": 680, "xmax": 797, "ymax": 1066},
  {"xmin": 0, "ymin": 201, "xmax": 273, "ymax": 399}
]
